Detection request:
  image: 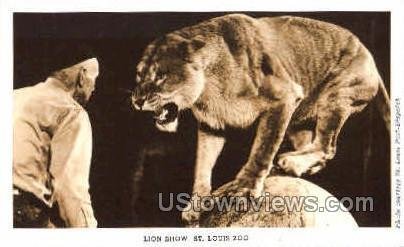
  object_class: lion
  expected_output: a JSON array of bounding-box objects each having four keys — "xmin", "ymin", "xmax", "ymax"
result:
[{"xmin": 131, "ymin": 14, "xmax": 390, "ymax": 226}]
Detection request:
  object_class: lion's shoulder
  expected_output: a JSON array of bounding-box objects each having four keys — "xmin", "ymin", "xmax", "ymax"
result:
[{"xmin": 259, "ymin": 15, "xmax": 355, "ymax": 41}]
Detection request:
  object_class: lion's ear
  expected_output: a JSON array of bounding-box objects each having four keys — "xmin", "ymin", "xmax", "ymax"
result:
[
  {"xmin": 190, "ymin": 38, "xmax": 206, "ymax": 51},
  {"xmin": 179, "ymin": 38, "xmax": 206, "ymax": 62}
]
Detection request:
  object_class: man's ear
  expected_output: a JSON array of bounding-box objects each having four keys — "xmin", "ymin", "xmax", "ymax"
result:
[{"xmin": 77, "ymin": 67, "xmax": 87, "ymax": 88}]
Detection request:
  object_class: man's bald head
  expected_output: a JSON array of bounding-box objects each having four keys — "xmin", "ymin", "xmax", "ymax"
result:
[{"xmin": 73, "ymin": 58, "xmax": 99, "ymax": 79}]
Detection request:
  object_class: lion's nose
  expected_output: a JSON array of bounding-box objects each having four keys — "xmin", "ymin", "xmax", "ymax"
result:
[{"xmin": 133, "ymin": 98, "xmax": 145, "ymax": 110}]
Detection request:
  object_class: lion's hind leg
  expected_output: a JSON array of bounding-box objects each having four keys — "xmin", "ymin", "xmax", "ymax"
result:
[
  {"xmin": 278, "ymin": 66, "xmax": 379, "ymax": 177},
  {"xmin": 287, "ymin": 129, "xmax": 314, "ymax": 151}
]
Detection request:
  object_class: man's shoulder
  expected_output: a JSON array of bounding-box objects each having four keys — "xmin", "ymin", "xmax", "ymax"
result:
[
  {"xmin": 19, "ymin": 82, "xmax": 83, "ymax": 109},
  {"xmin": 14, "ymin": 82, "xmax": 88, "ymax": 128}
]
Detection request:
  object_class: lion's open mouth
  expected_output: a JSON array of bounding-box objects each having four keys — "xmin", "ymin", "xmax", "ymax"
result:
[{"xmin": 154, "ymin": 103, "xmax": 179, "ymax": 124}]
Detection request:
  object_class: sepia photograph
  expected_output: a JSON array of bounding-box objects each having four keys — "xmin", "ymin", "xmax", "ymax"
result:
[{"xmin": 12, "ymin": 11, "xmax": 391, "ymax": 229}]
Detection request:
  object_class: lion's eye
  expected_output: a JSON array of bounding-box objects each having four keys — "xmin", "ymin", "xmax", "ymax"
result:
[{"xmin": 155, "ymin": 71, "xmax": 166, "ymax": 85}]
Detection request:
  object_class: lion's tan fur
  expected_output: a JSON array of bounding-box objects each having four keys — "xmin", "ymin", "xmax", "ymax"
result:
[{"xmin": 132, "ymin": 14, "xmax": 389, "ymax": 226}]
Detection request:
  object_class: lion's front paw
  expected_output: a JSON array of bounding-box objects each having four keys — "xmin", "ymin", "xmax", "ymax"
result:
[
  {"xmin": 181, "ymin": 191, "xmax": 209, "ymax": 227},
  {"xmin": 181, "ymin": 205, "xmax": 201, "ymax": 227},
  {"xmin": 218, "ymin": 178, "xmax": 264, "ymax": 198},
  {"xmin": 277, "ymin": 151, "xmax": 326, "ymax": 177}
]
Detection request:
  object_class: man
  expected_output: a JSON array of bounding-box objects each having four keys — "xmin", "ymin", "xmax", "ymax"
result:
[{"xmin": 13, "ymin": 53, "xmax": 99, "ymax": 227}]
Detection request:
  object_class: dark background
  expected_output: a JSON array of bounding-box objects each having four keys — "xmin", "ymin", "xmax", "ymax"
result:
[{"xmin": 14, "ymin": 12, "xmax": 390, "ymax": 227}]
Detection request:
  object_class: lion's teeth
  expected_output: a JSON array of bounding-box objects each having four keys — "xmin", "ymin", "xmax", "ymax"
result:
[
  {"xmin": 156, "ymin": 118, "xmax": 178, "ymax": 133},
  {"xmin": 155, "ymin": 109, "xmax": 169, "ymax": 120}
]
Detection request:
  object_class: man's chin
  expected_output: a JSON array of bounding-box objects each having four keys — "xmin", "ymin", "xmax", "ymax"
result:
[{"xmin": 155, "ymin": 118, "xmax": 179, "ymax": 133}]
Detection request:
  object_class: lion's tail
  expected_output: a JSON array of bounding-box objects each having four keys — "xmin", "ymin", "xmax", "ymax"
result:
[{"xmin": 374, "ymin": 78, "xmax": 391, "ymax": 134}]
